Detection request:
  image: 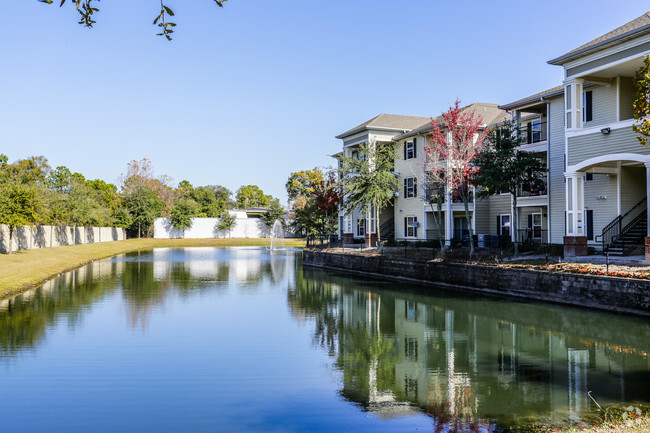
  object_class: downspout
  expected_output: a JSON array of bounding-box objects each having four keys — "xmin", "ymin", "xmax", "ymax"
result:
[
  {"xmin": 419, "ymin": 132, "xmax": 428, "ymax": 240},
  {"xmin": 541, "ymin": 96, "xmax": 551, "ymax": 244}
]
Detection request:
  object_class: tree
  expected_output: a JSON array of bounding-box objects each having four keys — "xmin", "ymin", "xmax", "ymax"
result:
[
  {"xmin": 0, "ymin": 182, "xmax": 44, "ymax": 254},
  {"xmin": 235, "ymin": 185, "xmax": 270, "ymax": 210},
  {"xmin": 122, "ymin": 185, "xmax": 164, "ymax": 238},
  {"xmin": 633, "ymin": 55, "xmax": 650, "ymax": 146},
  {"xmin": 217, "ymin": 211, "xmax": 236, "ymax": 238},
  {"xmin": 170, "ymin": 197, "xmax": 198, "ymax": 237},
  {"xmin": 38, "ymin": 0, "xmax": 228, "ymax": 40},
  {"xmin": 426, "ymin": 100, "xmax": 488, "ymax": 253},
  {"xmin": 262, "ymin": 198, "xmax": 285, "ymax": 226},
  {"xmin": 286, "ymin": 168, "xmax": 324, "ymax": 200},
  {"xmin": 311, "ymin": 171, "xmax": 341, "ymax": 235},
  {"xmin": 338, "ymin": 139, "xmax": 397, "ymax": 246},
  {"xmin": 473, "ymin": 121, "xmax": 546, "ymax": 255}
]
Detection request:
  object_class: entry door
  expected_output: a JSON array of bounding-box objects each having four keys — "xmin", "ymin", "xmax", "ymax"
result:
[
  {"xmin": 532, "ymin": 213, "xmax": 542, "ymax": 239},
  {"xmin": 454, "ymin": 216, "xmax": 469, "ymax": 241}
]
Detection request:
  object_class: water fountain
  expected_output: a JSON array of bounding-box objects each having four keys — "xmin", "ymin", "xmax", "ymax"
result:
[{"xmin": 269, "ymin": 220, "xmax": 284, "ymax": 251}]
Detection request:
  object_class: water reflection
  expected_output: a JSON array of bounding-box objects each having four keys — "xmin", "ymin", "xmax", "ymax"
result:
[
  {"xmin": 0, "ymin": 247, "xmax": 296, "ymax": 343},
  {"xmin": 289, "ymin": 267, "xmax": 650, "ymax": 430}
]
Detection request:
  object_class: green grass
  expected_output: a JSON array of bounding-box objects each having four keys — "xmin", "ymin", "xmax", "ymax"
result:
[{"xmin": 0, "ymin": 238, "xmax": 305, "ymax": 299}]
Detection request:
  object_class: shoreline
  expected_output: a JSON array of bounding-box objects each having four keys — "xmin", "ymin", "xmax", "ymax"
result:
[
  {"xmin": 0, "ymin": 238, "xmax": 305, "ymax": 299},
  {"xmin": 302, "ymin": 249, "xmax": 650, "ymax": 317}
]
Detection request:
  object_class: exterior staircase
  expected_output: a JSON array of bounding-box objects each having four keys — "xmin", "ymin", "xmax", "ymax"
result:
[
  {"xmin": 380, "ymin": 218, "xmax": 395, "ymax": 241},
  {"xmin": 596, "ymin": 197, "xmax": 647, "ymax": 256}
]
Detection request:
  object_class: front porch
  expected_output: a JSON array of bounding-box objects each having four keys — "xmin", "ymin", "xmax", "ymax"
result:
[{"xmin": 564, "ymin": 155, "xmax": 650, "ymax": 257}]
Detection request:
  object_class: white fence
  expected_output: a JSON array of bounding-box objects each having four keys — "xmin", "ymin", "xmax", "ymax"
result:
[
  {"xmin": 154, "ymin": 212, "xmax": 275, "ymax": 239},
  {"xmin": 0, "ymin": 225, "xmax": 127, "ymax": 253}
]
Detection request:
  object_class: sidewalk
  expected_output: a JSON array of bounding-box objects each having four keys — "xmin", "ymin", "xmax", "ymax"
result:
[{"xmin": 564, "ymin": 254, "xmax": 649, "ymax": 267}]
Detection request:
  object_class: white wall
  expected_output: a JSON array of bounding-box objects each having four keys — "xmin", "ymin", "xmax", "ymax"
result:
[
  {"xmin": 0, "ymin": 225, "xmax": 126, "ymax": 253},
  {"xmin": 153, "ymin": 211, "xmax": 274, "ymax": 239}
]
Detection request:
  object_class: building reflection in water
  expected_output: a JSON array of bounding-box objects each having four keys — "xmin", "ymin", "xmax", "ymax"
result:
[{"xmin": 290, "ymin": 268, "xmax": 650, "ymax": 431}]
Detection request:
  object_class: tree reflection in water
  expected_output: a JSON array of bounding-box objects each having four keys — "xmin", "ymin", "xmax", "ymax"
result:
[{"xmin": 289, "ymin": 267, "xmax": 650, "ymax": 432}]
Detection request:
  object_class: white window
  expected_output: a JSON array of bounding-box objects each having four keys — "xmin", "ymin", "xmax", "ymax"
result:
[
  {"xmin": 404, "ymin": 216, "xmax": 418, "ymax": 238},
  {"xmin": 356, "ymin": 218, "xmax": 366, "ymax": 237},
  {"xmin": 499, "ymin": 214, "xmax": 511, "ymax": 237},
  {"xmin": 404, "ymin": 140, "xmax": 416, "ymax": 159},
  {"xmin": 345, "ymin": 215, "xmax": 352, "ymax": 233},
  {"xmin": 368, "ymin": 206, "xmax": 376, "ymax": 233},
  {"xmin": 403, "ymin": 177, "xmax": 417, "ymax": 198}
]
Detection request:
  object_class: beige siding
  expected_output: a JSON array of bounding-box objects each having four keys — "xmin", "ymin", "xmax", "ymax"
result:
[
  {"xmin": 474, "ymin": 196, "xmax": 491, "ymax": 235},
  {"xmin": 520, "ymin": 207, "xmax": 548, "ymax": 242},
  {"xmin": 584, "ymin": 173, "xmax": 617, "ymax": 242},
  {"xmin": 487, "ymin": 195, "xmax": 512, "ymax": 235},
  {"xmin": 393, "ymin": 138, "xmax": 426, "ymax": 240},
  {"xmin": 567, "ymin": 126, "xmax": 649, "ymax": 167},
  {"xmin": 620, "ymin": 166, "xmax": 646, "ymax": 214},
  {"xmin": 584, "ymin": 83, "xmax": 617, "ymax": 127},
  {"xmin": 619, "ymin": 76, "xmax": 635, "ymax": 121},
  {"xmin": 548, "ymin": 96, "xmax": 566, "ymax": 244}
]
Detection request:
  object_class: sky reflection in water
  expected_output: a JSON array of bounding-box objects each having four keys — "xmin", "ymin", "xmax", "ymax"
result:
[{"xmin": 0, "ymin": 247, "xmax": 648, "ymax": 433}]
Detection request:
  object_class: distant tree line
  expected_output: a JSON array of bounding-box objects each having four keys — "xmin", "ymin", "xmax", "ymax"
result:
[{"xmin": 0, "ymin": 155, "xmax": 284, "ymax": 252}]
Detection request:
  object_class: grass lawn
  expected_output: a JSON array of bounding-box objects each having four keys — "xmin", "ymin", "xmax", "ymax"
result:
[{"xmin": 0, "ymin": 238, "xmax": 305, "ymax": 299}]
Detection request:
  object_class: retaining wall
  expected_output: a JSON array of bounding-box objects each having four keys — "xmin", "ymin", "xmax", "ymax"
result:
[
  {"xmin": 0, "ymin": 225, "xmax": 126, "ymax": 253},
  {"xmin": 303, "ymin": 250, "xmax": 650, "ymax": 316}
]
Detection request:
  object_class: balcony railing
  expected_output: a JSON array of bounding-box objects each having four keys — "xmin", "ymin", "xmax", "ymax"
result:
[
  {"xmin": 518, "ymin": 174, "xmax": 547, "ymax": 197},
  {"xmin": 424, "ymin": 185, "xmax": 475, "ymax": 204},
  {"xmin": 518, "ymin": 121, "xmax": 547, "ymax": 145}
]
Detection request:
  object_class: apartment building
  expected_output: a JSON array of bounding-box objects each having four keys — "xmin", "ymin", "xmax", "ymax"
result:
[{"xmin": 335, "ymin": 12, "xmax": 650, "ymax": 255}]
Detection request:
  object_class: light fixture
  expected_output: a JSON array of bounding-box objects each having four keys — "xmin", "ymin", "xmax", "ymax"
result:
[{"xmin": 601, "ymin": 127, "xmax": 611, "ymax": 134}]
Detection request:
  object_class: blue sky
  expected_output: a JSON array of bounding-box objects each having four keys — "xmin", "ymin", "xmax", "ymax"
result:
[{"xmin": 1, "ymin": 1, "xmax": 647, "ymax": 202}]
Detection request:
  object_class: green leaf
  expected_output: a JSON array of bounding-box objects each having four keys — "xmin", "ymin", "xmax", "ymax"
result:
[{"xmin": 163, "ymin": 6, "xmax": 175, "ymax": 16}]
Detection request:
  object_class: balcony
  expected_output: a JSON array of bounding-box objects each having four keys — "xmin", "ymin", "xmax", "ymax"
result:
[
  {"xmin": 424, "ymin": 184, "xmax": 474, "ymax": 205},
  {"xmin": 518, "ymin": 174, "xmax": 547, "ymax": 198},
  {"xmin": 518, "ymin": 121, "xmax": 547, "ymax": 145}
]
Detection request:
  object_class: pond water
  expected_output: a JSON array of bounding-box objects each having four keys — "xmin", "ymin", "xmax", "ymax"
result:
[{"xmin": 0, "ymin": 247, "xmax": 648, "ymax": 432}]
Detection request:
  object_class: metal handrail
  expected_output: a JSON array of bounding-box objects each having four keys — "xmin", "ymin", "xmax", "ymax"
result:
[{"xmin": 596, "ymin": 197, "xmax": 647, "ymax": 251}]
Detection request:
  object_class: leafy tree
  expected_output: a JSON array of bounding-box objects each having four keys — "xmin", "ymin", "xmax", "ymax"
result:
[
  {"xmin": 205, "ymin": 185, "xmax": 233, "ymax": 209},
  {"xmin": 289, "ymin": 195, "xmax": 326, "ymax": 236},
  {"xmin": 0, "ymin": 182, "xmax": 44, "ymax": 254},
  {"xmin": 286, "ymin": 168, "xmax": 324, "ymax": 200},
  {"xmin": 217, "ymin": 211, "xmax": 237, "ymax": 238},
  {"xmin": 473, "ymin": 121, "xmax": 546, "ymax": 255},
  {"xmin": 170, "ymin": 197, "xmax": 198, "ymax": 237},
  {"xmin": 2, "ymin": 156, "xmax": 51, "ymax": 185},
  {"xmin": 190, "ymin": 186, "xmax": 225, "ymax": 217},
  {"xmin": 426, "ymin": 100, "xmax": 488, "ymax": 253},
  {"xmin": 48, "ymin": 166, "xmax": 73, "ymax": 192},
  {"xmin": 262, "ymin": 198, "xmax": 285, "ymax": 226},
  {"xmin": 235, "ymin": 185, "xmax": 270, "ymax": 210},
  {"xmin": 311, "ymin": 171, "xmax": 341, "ymax": 235},
  {"xmin": 633, "ymin": 55, "xmax": 650, "ymax": 146},
  {"xmin": 122, "ymin": 185, "xmax": 164, "ymax": 238},
  {"xmin": 38, "ymin": 0, "xmax": 228, "ymax": 40},
  {"xmin": 338, "ymin": 139, "xmax": 397, "ymax": 246},
  {"xmin": 112, "ymin": 207, "xmax": 133, "ymax": 229}
]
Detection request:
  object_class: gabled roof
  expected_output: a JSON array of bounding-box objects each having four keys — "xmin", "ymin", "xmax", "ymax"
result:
[
  {"xmin": 548, "ymin": 12, "xmax": 650, "ymax": 65},
  {"xmin": 392, "ymin": 103, "xmax": 508, "ymax": 141},
  {"xmin": 499, "ymin": 85, "xmax": 565, "ymax": 111},
  {"xmin": 335, "ymin": 113, "xmax": 430, "ymax": 139}
]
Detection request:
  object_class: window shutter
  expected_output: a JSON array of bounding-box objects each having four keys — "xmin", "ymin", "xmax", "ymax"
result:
[
  {"xmin": 403, "ymin": 178, "xmax": 407, "ymax": 196},
  {"xmin": 404, "ymin": 217, "xmax": 408, "ymax": 237},
  {"xmin": 413, "ymin": 178, "xmax": 417, "ymax": 197},
  {"xmin": 414, "ymin": 217, "xmax": 418, "ymax": 237},
  {"xmin": 527, "ymin": 214, "xmax": 533, "ymax": 228},
  {"xmin": 403, "ymin": 143, "xmax": 407, "ymax": 160},
  {"xmin": 585, "ymin": 91, "xmax": 593, "ymax": 122},
  {"xmin": 497, "ymin": 216, "xmax": 501, "ymax": 235},
  {"xmin": 413, "ymin": 137, "xmax": 417, "ymax": 158}
]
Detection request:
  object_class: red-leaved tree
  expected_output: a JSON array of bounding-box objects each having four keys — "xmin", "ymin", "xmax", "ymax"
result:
[{"xmin": 425, "ymin": 100, "xmax": 488, "ymax": 253}]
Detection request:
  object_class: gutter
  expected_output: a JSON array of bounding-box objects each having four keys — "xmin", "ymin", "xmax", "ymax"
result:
[{"xmin": 541, "ymin": 96, "xmax": 552, "ymax": 243}]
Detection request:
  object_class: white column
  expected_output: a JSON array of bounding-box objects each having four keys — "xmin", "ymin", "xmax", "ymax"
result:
[
  {"xmin": 565, "ymin": 172, "xmax": 585, "ymax": 236},
  {"xmin": 564, "ymin": 78, "xmax": 584, "ymax": 131},
  {"xmin": 645, "ymin": 163, "xmax": 650, "ymax": 237}
]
